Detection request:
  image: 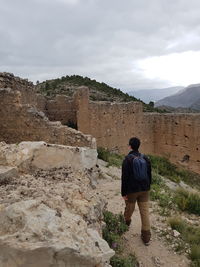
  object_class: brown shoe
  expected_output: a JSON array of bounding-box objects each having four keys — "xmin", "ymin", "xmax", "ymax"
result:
[{"xmin": 141, "ymin": 230, "xmax": 151, "ymax": 246}]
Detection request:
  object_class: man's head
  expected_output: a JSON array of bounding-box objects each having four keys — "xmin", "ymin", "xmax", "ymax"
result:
[{"xmin": 129, "ymin": 137, "xmax": 141, "ymax": 151}]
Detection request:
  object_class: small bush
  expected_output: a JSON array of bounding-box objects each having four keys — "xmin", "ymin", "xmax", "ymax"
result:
[
  {"xmin": 168, "ymin": 216, "xmax": 187, "ymax": 233},
  {"xmin": 169, "ymin": 217, "xmax": 200, "ymax": 265},
  {"xmin": 110, "ymin": 254, "xmax": 138, "ymax": 267},
  {"xmin": 152, "ymin": 172, "xmax": 165, "ymax": 186},
  {"xmin": 102, "ymin": 211, "xmax": 138, "ymax": 266},
  {"xmin": 103, "ymin": 211, "xmax": 128, "ymax": 252},
  {"xmin": 174, "ymin": 189, "xmax": 200, "ymax": 215},
  {"xmin": 97, "ymin": 147, "xmax": 124, "ymax": 167},
  {"xmin": 190, "ymin": 245, "xmax": 200, "ymax": 262}
]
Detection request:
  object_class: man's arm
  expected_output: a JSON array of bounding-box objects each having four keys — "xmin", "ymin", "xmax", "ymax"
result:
[{"xmin": 121, "ymin": 157, "xmax": 129, "ymax": 196}]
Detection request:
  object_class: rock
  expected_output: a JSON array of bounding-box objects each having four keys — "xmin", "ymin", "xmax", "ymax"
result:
[
  {"xmin": 172, "ymin": 230, "xmax": 181, "ymax": 237},
  {"xmin": 0, "ymin": 200, "xmax": 114, "ymax": 267},
  {"xmin": 0, "ymin": 166, "xmax": 19, "ymax": 185},
  {"xmin": 152, "ymin": 256, "xmax": 164, "ymax": 266},
  {"xmin": 0, "ymin": 141, "xmax": 97, "ymax": 172},
  {"xmin": 97, "ymin": 159, "xmax": 109, "ymax": 167}
]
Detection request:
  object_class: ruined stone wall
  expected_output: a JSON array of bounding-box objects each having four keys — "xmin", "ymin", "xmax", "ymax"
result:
[
  {"xmin": 0, "ymin": 72, "xmax": 36, "ymax": 105},
  {"xmin": 0, "ymin": 77, "xmax": 95, "ymax": 149},
  {"xmin": 151, "ymin": 113, "xmax": 200, "ymax": 173},
  {"xmin": 75, "ymin": 87, "xmax": 154, "ymax": 154},
  {"xmin": 35, "ymin": 93, "xmax": 77, "ymax": 126},
  {"xmin": 75, "ymin": 88, "xmax": 200, "ymax": 173},
  {"xmin": 1, "ymin": 73, "xmax": 199, "ymax": 173}
]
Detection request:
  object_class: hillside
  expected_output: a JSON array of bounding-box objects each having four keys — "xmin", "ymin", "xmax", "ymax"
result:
[
  {"xmin": 155, "ymin": 84, "xmax": 200, "ymax": 111},
  {"xmin": 129, "ymin": 86, "xmax": 184, "ymax": 104},
  {"xmin": 35, "ymin": 75, "xmax": 164, "ymax": 112}
]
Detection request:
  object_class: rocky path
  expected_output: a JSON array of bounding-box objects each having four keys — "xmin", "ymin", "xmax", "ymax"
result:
[{"xmin": 97, "ymin": 176, "xmax": 190, "ymax": 267}]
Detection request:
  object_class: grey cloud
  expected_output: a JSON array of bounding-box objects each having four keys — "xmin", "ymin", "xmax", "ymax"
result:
[{"xmin": 1, "ymin": 0, "xmax": 200, "ymax": 90}]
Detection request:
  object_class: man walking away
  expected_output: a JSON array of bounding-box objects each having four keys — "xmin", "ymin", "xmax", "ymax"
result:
[{"xmin": 121, "ymin": 137, "xmax": 152, "ymax": 245}]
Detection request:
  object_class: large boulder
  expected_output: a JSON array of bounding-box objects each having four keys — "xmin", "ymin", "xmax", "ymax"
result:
[
  {"xmin": 0, "ymin": 200, "xmax": 114, "ymax": 267},
  {"xmin": 0, "ymin": 141, "xmax": 97, "ymax": 172}
]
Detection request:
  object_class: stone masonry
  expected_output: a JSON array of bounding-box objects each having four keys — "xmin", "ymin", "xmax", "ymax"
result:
[
  {"xmin": 0, "ymin": 73, "xmax": 199, "ymax": 173},
  {"xmin": 0, "ymin": 73, "xmax": 96, "ymax": 149},
  {"xmin": 75, "ymin": 87, "xmax": 200, "ymax": 174}
]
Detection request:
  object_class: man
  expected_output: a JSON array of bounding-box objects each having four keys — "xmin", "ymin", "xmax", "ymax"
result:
[{"xmin": 121, "ymin": 137, "xmax": 152, "ymax": 245}]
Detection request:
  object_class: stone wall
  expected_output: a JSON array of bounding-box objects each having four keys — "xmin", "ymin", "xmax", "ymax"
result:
[
  {"xmin": 0, "ymin": 72, "xmax": 36, "ymax": 105},
  {"xmin": 75, "ymin": 88, "xmax": 200, "ymax": 173},
  {"xmin": 0, "ymin": 86, "xmax": 95, "ymax": 149},
  {"xmin": 0, "ymin": 73, "xmax": 199, "ymax": 173},
  {"xmin": 152, "ymin": 113, "xmax": 200, "ymax": 173},
  {"xmin": 75, "ymin": 87, "xmax": 154, "ymax": 154}
]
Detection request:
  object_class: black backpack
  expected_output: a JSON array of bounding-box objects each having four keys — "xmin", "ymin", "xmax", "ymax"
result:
[{"xmin": 129, "ymin": 154, "xmax": 148, "ymax": 182}]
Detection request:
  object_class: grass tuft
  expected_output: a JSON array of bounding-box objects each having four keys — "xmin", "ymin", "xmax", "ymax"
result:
[
  {"xmin": 97, "ymin": 147, "xmax": 124, "ymax": 167},
  {"xmin": 169, "ymin": 217, "xmax": 200, "ymax": 264},
  {"xmin": 174, "ymin": 189, "xmax": 200, "ymax": 215}
]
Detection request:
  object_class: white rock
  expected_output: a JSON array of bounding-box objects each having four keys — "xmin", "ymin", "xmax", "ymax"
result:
[
  {"xmin": 172, "ymin": 230, "xmax": 181, "ymax": 237},
  {"xmin": 0, "ymin": 166, "xmax": 18, "ymax": 184},
  {"xmin": 0, "ymin": 200, "xmax": 114, "ymax": 267},
  {"xmin": 0, "ymin": 141, "xmax": 97, "ymax": 172}
]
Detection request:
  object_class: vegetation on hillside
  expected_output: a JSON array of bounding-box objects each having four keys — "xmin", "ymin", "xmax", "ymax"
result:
[
  {"xmin": 148, "ymin": 155, "xmax": 200, "ymax": 190},
  {"xmin": 97, "ymin": 147, "xmax": 124, "ymax": 167},
  {"xmin": 169, "ymin": 217, "xmax": 200, "ymax": 266},
  {"xmin": 36, "ymin": 75, "xmax": 165, "ymax": 112}
]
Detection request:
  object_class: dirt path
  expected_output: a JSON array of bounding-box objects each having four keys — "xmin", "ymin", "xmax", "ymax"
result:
[{"xmin": 97, "ymin": 178, "xmax": 190, "ymax": 267}]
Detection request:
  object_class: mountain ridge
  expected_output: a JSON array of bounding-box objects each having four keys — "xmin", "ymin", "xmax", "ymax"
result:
[
  {"xmin": 155, "ymin": 84, "xmax": 200, "ymax": 111},
  {"xmin": 129, "ymin": 86, "xmax": 184, "ymax": 103}
]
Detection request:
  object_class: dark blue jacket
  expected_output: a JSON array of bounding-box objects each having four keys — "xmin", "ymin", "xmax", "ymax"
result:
[{"xmin": 121, "ymin": 150, "xmax": 152, "ymax": 196}]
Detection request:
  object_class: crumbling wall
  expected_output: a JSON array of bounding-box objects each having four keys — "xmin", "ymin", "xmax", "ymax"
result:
[
  {"xmin": 151, "ymin": 113, "xmax": 200, "ymax": 173},
  {"xmin": 0, "ymin": 72, "xmax": 36, "ymax": 105},
  {"xmin": 75, "ymin": 87, "xmax": 200, "ymax": 173},
  {"xmin": 75, "ymin": 87, "xmax": 154, "ymax": 154},
  {"xmin": 1, "ymin": 73, "xmax": 199, "ymax": 173},
  {"xmin": 45, "ymin": 95, "xmax": 76, "ymax": 126},
  {"xmin": 0, "ymin": 80, "xmax": 95, "ymax": 149}
]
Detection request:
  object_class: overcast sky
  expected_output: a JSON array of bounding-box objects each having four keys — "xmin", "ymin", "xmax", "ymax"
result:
[{"xmin": 1, "ymin": 0, "xmax": 200, "ymax": 91}]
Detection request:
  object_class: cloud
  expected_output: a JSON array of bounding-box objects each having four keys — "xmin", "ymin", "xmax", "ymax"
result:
[
  {"xmin": 137, "ymin": 51, "xmax": 200, "ymax": 86},
  {"xmin": 1, "ymin": 0, "xmax": 200, "ymax": 90}
]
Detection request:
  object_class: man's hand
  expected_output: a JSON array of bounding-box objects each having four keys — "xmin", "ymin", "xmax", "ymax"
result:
[{"xmin": 123, "ymin": 195, "xmax": 128, "ymax": 201}]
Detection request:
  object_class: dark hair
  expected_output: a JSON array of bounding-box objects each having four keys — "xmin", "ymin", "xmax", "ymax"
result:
[{"xmin": 129, "ymin": 137, "xmax": 141, "ymax": 150}]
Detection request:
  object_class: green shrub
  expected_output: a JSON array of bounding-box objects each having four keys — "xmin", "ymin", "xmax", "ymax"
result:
[
  {"xmin": 110, "ymin": 254, "xmax": 138, "ymax": 267},
  {"xmin": 150, "ymin": 176, "xmax": 173, "ymax": 211},
  {"xmin": 103, "ymin": 211, "xmax": 128, "ymax": 237},
  {"xmin": 102, "ymin": 211, "xmax": 138, "ymax": 266},
  {"xmin": 174, "ymin": 189, "xmax": 200, "ymax": 215},
  {"xmin": 152, "ymin": 172, "xmax": 165, "ymax": 186},
  {"xmin": 168, "ymin": 216, "xmax": 187, "ymax": 233},
  {"xmin": 190, "ymin": 245, "xmax": 200, "ymax": 262},
  {"xmin": 169, "ymin": 217, "xmax": 200, "ymax": 265},
  {"xmin": 103, "ymin": 211, "xmax": 128, "ymax": 252},
  {"xmin": 97, "ymin": 147, "xmax": 124, "ymax": 167}
]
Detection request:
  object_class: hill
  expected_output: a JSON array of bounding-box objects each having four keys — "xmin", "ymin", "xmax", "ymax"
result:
[
  {"xmin": 35, "ymin": 75, "xmax": 164, "ymax": 112},
  {"xmin": 155, "ymin": 84, "xmax": 200, "ymax": 111},
  {"xmin": 129, "ymin": 86, "xmax": 183, "ymax": 104}
]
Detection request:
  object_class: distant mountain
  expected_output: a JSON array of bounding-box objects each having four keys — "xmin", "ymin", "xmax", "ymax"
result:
[
  {"xmin": 155, "ymin": 84, "xmax": 200, "ymax": 111},
  {"xmin": 129, "ymin": 87, "xmax": 184, "ymax": 104}
]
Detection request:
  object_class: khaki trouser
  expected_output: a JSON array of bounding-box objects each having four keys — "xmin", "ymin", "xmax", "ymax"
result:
[{"xmin": 124, "ymin": 191, "xmax": 150, "ymax": 231}]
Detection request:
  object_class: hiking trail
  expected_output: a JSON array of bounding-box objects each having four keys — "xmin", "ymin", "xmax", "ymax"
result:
[{"xmin": 96, "ymin": 162, "xmax": 190, "ymax": 267}]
